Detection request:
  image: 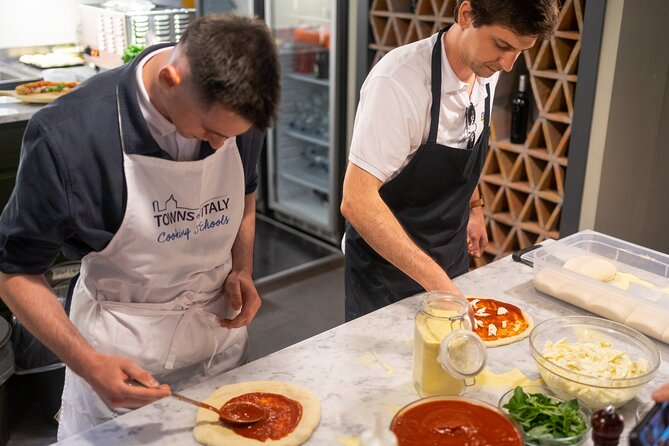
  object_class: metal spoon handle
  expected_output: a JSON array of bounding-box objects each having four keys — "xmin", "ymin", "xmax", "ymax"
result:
[{"xmin": 172, "ymin": 392, "xmax": 221, "ymax": 414}]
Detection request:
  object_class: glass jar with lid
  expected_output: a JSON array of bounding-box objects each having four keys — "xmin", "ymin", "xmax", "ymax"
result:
[{"xmin": 413, "ymin": 291, "xmax": 487, "ymax": 397}]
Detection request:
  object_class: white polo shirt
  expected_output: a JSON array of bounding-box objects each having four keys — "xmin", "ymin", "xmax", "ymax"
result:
[{"xmin": 349, "ymin": 32, "xmax": 499, "ymax": 183}]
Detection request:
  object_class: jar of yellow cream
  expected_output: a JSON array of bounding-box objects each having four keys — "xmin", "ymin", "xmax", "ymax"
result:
[{"xmin": 412, "ymin": 291, "xmax": 487, "ymax": 397}]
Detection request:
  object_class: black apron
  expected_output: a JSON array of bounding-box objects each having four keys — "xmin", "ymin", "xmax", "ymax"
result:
[{"xmin": 344, "ymin": 27, "xmax": 491, "ymax": 321}]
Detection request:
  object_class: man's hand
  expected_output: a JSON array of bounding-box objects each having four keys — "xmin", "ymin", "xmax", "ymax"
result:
[
  {"xmin": 467, "ymin": 207, "xmax": 488, "ymax": 258},
  {"xmin": 82, "ymin": 352, "xmax": 170, "ymax": 409},
  {"xmin": 653, "ymin": 382, "xmax": 669, "ymax": 402},
  {"xmin": 220, "ymin": 270, "xmax": 261, "ymax": 328}
]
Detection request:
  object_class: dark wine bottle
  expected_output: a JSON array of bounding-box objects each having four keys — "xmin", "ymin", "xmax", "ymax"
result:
[{"xmin": 510, "ymin": 74, "xmax": 529, "ymax": 144}]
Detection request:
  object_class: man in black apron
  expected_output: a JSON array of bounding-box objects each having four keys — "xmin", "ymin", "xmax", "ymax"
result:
[{"xmin": 342, "ymin": 0, "xmax": 558, "ymax": 320}]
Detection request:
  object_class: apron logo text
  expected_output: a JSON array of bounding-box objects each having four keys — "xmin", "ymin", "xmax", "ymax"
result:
[{"xmin": 152, "ymin": 194, "xmax": 232, "ymax": 244}]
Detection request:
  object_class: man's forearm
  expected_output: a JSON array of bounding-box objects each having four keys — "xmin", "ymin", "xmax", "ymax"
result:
[
  {"xmin": 0, "ymin": 272, "xmax": 100, "ymax": 377},
  {"xmin": 347, "ymin": 202, "xmax": 457, "ymax": 291},
  {"xmin": 342, "ymin": 165, "xmax": 458, "ymax": 292},
  {"xmin": 230, "ymin": 192, "xmax": 256, "ymax": 275}
]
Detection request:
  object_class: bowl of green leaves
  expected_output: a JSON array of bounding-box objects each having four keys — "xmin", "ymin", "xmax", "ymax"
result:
[{"xmin": 499, "ymin": 385, "xmax": 591, "ymax": 445}]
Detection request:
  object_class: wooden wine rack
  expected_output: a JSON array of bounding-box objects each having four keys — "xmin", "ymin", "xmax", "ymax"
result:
[{"xmin": 367, "ymin": 0, "xmax": 584, "ymax": 266}]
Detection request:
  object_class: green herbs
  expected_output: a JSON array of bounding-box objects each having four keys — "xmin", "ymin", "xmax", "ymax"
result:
[
  {"xmin": 503, "ymin": 387, "xmax": 588, "ymax": 440},
  {"xmin": 122, "ymin": 45, "xmax": 145, "ymax": 64}
]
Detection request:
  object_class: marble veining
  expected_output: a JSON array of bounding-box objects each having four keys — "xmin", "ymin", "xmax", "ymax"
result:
[{"xmin": 54, "ymin": 254, "xmax": 669, "ymax": 445}]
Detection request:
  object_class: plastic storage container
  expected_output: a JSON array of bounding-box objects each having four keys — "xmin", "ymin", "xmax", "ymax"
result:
[{"xmin": 524, "ymin": 230, "xmax": 669, "ymax": 343}]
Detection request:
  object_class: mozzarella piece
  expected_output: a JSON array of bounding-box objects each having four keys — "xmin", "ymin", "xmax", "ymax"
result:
[
  {"xmin": 488, "ymin": 324, "xmax": 497, "ymax": 337},
  {"xmin": 475, "ymin": 308, "xmax": 490, "ymax": 317},
  {"xmin": 497, "ymin": 307, "xmax": 508, "ymax": 315},
  {"xmin": 502, "ymin": 321, "xmax": 507, "ymax": 329}
]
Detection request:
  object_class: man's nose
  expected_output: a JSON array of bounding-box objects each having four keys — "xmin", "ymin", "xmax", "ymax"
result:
[
  {"xmin": 500, "ymin": 51, "xmax": 521, "ymax": 72},
  {"xmin": 208, "ymin": 135, "xmax": 227, "ymax": 149}
]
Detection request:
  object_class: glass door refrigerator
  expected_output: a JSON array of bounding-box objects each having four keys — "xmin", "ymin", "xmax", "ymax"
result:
[{"xmin": 264, "ymin": 0, "xmax": 347, "ymax": 244}]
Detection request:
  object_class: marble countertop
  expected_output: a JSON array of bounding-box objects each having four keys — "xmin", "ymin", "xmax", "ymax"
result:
[
  {"xmin": 0, "ymin": 96, "xmax": 45, "ymax": 124},
  {"xmin": 0, "ymin": 65, "xmax": 97, "ymax": 125},
  {"xmin": 53, "ymin": 254, "xmax": 669, "ymax": 445}
]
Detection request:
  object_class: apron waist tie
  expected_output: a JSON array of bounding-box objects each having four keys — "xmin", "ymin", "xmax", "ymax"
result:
[{"xmin": 165, "ymin": 296, "xmax": 220, "ymax": 370}]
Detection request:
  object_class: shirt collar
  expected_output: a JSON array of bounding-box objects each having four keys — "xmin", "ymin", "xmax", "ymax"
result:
[
  {"xmin": 116, "ymin": 43, "xmax": 215, "ymax": 158},
  {"xmin": 135, "ymin": 46, "xmax": 177, "ymax": 138},
  {"xmin": 438, "ymin": 33, "xmax": 491, "ymax": 102}
]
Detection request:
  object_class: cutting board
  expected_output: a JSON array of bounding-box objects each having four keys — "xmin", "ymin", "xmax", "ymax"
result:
[{"xmin": 0, "ymin": 90, "xmax": 64, "ymax": 104}]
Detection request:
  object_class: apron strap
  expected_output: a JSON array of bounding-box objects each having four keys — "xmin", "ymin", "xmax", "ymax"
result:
[
  {"xmin": 483, "ymin": 83, "xmax": 491, "ymax": 131},
  {"xmin": 427, "ymin": 27, "xmax": 449, "ymax": 144}
]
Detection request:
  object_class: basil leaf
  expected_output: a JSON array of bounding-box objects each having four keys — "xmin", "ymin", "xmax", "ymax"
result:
[{"xmin": 503, "ymin": 386, "xmax": 588, "ymax": 440}]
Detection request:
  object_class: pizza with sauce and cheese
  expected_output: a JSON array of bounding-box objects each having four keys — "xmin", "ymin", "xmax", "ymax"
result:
[{"xmin": 467, "ymin": 297, "xmax": 534, "ymax": 347}]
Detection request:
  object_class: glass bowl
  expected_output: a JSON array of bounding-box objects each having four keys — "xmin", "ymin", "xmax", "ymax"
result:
[
  {"xmin": 529, "ymin": 316, "xmax": 660, "ymax": 410},
  {"xmin": 499, "ymin": 385, "xmax": 591, "ymax": 445},
  {"xmin": 390, "ymin": 395, "xmax": 523, "ymax": 445}
]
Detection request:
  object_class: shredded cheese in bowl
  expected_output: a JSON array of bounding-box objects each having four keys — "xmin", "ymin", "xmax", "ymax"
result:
[
  {"xmin": 530, "ymin": 316, "xmax": 660, "ymax": 410},
  {"xmin": 543, "ymin": 338, "xmax": 649, "ymax": 380}
]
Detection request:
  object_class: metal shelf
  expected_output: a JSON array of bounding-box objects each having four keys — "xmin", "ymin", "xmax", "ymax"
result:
[
  {"xmin": 278, "ymin": 157, "xmax": 329, "ymax": 194},
  {"xmin": 285, "ymin": 72, "xmax": 329, "ymax": 87},
  {"xmin": 286, "ymin": 129, "xmax": 329, "ymax": 147}
]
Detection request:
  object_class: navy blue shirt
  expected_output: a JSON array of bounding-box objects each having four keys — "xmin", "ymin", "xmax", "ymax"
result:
[{"xmin": 0, "ymin": 44, "xmax": 264, "ymax": 275}]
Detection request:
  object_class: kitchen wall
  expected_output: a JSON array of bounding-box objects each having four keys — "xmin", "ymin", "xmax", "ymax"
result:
[
  {"xmin": 579, "ymin": 0, "xmax": 669, "ymax": 253},
  {"xmin": 0, "ymin": 0, "xmax": 86, "ymax": 49}
]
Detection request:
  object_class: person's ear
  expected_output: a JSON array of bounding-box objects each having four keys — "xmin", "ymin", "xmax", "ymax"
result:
[
  {"xmin": 457, "ymin": 1, "xmax": 473, "ymax": 28},
  {"xmin": 157, "ymin": 65, "xmax": 181, "ymax": 89}
]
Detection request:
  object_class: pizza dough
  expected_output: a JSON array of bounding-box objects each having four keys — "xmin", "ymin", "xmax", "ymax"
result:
[
  {"xmin": 533, "ymin": 268, "xmax": 570, "ymax": 297},
  {"xmin": 193, "ymin": 381, "xmax": 320, "ymax": 446},
  {"xmin": 563, "ymin": 256, "xmax": 617, "ymax": 282},
  {"xmin": 625, "ymin": 306, "xmax": 669, "ymax": 340},
  {"xmin": 467, "ymin": 297, "xmax": 534, "ymax": 347},
  {"xmin": 588, "ymin": 293, "xmax": 637, "ymax": 322},
  {"xmin": 662, "ymin": 326, "xmax": 669, "ymax": 344},
  {"xmin": 557, "ymin": 281, "xmax": 596, "ymax": 308},
  {"xmin": 483, "ymin": 311, "xmax": 534, "ymax": 348}
]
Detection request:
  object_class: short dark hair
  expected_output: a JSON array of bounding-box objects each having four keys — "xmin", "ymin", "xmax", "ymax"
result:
[
  {"xmin": 179, "ymin": 14, "xmax": 280, "ymax": 129},
  {"xmin": 454, "ymin": 0, "xmax": 559, "ymax": 40}
]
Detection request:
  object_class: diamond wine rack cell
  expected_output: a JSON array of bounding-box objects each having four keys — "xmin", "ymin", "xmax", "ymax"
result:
[{"xmin": 368, "ymin": 0, "xmax": 585, "ymax": 267}]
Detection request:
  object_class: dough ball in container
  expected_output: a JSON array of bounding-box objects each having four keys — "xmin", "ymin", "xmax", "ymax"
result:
[
  {"xmin": 587, "ymin": 293, "xmax": 637, "ymax": 324},
  {"xmin": 625, "ymin": 306, "xmax": 669, "ymax": 341},
  {"xmin": 563, "ymin": 256, "xmax": 617, "ymax": 282},
  {"xmin": 534, "ymin": 268, "xmax": 569, "ymax": 296},
  {"xmin": 556, "ymin": 281, "xmax": 595, "ymax": 309},
  {"xmin": 662, "ymin": 326, "xmax": 669, "ymax": 344}
]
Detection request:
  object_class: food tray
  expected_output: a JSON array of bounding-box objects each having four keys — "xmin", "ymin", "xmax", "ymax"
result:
[{"xmin": 522, "ymin": 230, "xmax": 669, "ymax": 343}]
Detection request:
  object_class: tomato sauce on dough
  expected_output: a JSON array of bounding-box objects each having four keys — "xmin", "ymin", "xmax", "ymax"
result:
[
  {"xmin": 391, "ymin": 399, "xmax": 523, "ymax": 446},
  {"xmin": 468, "ymin": 298, "xmax": 529, "ymax": 342},
  {"xmin": 222, "ymin": 392, "xmax": 302, "ymax": 441}
]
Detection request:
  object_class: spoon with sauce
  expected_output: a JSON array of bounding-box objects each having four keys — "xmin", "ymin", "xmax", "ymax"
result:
[{"xmin": 126, "ymin": 380, "xmax": 265, "ymax": 425}]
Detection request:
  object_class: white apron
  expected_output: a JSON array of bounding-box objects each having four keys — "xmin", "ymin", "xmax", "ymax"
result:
[{"xmin": 58, "ymin": 99, "xmax": 247, "ymax": 439}]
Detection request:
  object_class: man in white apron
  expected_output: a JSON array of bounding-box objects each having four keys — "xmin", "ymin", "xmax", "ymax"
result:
[{"xmin": 0, "ymin": 14, "xmax": 280, "ymax": 439}]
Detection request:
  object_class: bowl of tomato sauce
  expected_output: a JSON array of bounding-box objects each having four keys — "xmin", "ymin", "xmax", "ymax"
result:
[{"xmin": 390, "ymin": 395, "xmax": 523, "ymax": 446}]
